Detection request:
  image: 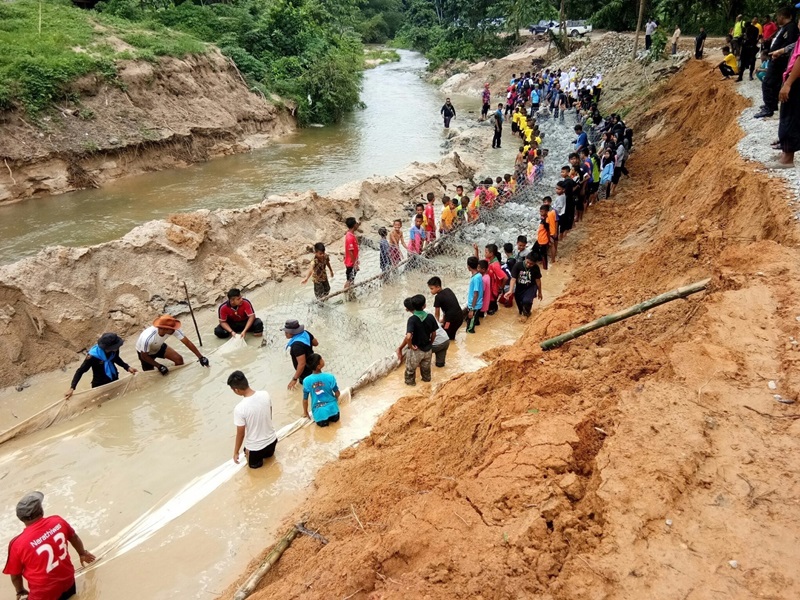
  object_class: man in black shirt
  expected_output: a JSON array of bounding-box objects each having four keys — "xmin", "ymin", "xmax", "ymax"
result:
[
  {"xmin": 441, "ymin": 98, "xmax": 456, "ymax": 128},
  {"xmin": 397, "ymin": 295, "xmax": 438, "ymax": 386},
  {"xmin": 427, "ymin": 276, "xmax": 463, "ymax": 340},
  {"xmin": 755, "ymin": 7, "xmax": 799, "ymax": 118},
  {"xmin": 282, "ymin": 319, "xmax": 318, "ymax": 390},
  {"xmin": 504, "ymin": 255, "xmax": 543, "ymax": 319},
  {"xmin": 65, "ymin": 333, "xmax": 136, "ymax": 398},
  {"xmin": 737, "ymin": 20, "xmax": 762, "ymax": 81}
]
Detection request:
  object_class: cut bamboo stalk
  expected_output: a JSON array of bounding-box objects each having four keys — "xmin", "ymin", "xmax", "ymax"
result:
[
  {"xmin": 234, "ymin": 525, "xmax": 299, "ymax": 600},
  {"xmin": 540, "ymin": 278, "xmax": 711, "ymax": 351}
]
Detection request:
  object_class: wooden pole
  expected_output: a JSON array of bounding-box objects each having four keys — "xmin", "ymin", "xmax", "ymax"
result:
[
  {"xmin": 233, "ymin": 525, "xmax": 299, "ymax": 600},
  {"xmin": 182, "ymin": 282, "xmax": 203, "ymax": 347},
  {"xmin": 540, "ymin": 278, "xmax": 710, "ymax": 351},
  {"xmin": 632, "ymin": 0, "xmax": 646, "ymax": 58}
]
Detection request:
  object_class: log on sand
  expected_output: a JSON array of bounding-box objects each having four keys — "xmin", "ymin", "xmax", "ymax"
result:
[
  {"xmin": 540, "ymin": 278, "xmax": 711, "ymax": 351},
  {"xmin": 233, "ymin": 525, "xmax": 299, "ymax": 600}
]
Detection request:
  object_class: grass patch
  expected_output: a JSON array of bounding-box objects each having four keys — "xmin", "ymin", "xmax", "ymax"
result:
[
  {"xmin": 364, "ymin": 47, "xmax": 400, "ymax": 68},
  {"xmin": 0, "ymin": 0, "xmax": 207, "ymax": 115}
]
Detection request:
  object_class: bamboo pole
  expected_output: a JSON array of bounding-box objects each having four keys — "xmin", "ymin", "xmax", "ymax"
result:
[
  {"xmin": 632, "ymin": 0, "xmax": 646, "ymax": 59},
  {"xmin": 540, "ymin": 278, "xmax": 710, "ymax": 351},
  {"xmin": 233, "ymin": 525, "xmax": 299, "ymax": 600}
]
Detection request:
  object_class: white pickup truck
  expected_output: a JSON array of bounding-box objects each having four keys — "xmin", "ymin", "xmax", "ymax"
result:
[{"xmin": 552, "ymin": 20, "xmax": 593, "ymax": 37}]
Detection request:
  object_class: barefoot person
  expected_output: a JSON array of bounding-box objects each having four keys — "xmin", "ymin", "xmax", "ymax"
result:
[
  {"xmin": 135, "ymin": 315, "xmax": 209, "ymax": 375},
  {"xmin": 3, "ymin": 492, "xmax": 96, "ymax": 600},
  {"xmin": 397, "ymin": 295, "xmax": 438, "ymax": 386},
  {"xmin": 227, "ymin": 370, "xmax": 277, "ymax": 469},
  {"xmin": 772, "ymin": 29, "xmax": 800, "ymax": 169},
  {"xmin": 504, "ymin": 254, "xmax": 543, "ymax": 321},
  {"xmin": 283, "ymin": 319, "xmax": 318, "ymax": 390},
  {"xmin": 214, "ymin": 288, "xmax": 264, "ymax": 339},
  {"xmin": 65, "ymin": 332, "xmax": 136, "ymax": 398}
]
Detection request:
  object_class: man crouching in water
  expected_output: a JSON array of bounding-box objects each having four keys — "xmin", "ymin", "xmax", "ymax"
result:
[{"xmin": 135, "ymin": 315, "xmax": 209, "ymax": 375}]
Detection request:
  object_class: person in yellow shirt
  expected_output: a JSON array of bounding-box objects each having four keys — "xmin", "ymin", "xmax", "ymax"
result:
[
  {"xmin": 752, "ymin": 17, "xmax": 762, "ymax": 38},
  {"xmin": 439, "ymin": 197, "xmax": 455, "ymax": 234},
  {"xmin": 718, "ymin": 45, "xmax": 739, "ymax": 79},
  {"xmin": 511, "ymin": 107, "xmax": 522, "ymax": 135}
]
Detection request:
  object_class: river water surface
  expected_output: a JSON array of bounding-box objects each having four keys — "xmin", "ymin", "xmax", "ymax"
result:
[{"xmin": 0, "ymin": 50, "xmax": 488, "ymax": 264}]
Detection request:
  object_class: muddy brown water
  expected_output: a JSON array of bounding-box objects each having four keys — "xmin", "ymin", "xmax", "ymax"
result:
[
  {"xmin": 0, "ymin": 51, "xmax": 548, "ymax": 599},
  {"xmin": 0, "ymin": 50, "xmax": 490, "ymax": 264},
  {"xmin": 0, "ymin": 246, "xmax": 569, "ymax": 599}
]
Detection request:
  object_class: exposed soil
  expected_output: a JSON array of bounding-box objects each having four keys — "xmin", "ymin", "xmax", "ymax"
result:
[
  {"xmin": 0, "ymin": 154, "xmax": 475, "ymax": 389},
  {"xmin": 0, "ymin": 49, "xmax": 295, "ymax": 204},
  {"xmin": 222, "ymin": 60, "xmax": 800, "ymax": 599}
]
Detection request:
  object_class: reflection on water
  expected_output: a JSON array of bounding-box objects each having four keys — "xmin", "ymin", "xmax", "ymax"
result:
[{"xmin": 0, "ymin": 50, "xmax": 455, "ymax": 264}]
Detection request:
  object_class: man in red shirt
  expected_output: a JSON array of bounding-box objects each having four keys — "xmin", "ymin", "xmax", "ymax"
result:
[
  {"xmin": 343, "ymin": 217, "xmax": 360, "ymax": 290},
  {"xmin": 214, "ymin": 288, "xmax": 264, "ymax": 339},
  {"xmin": 4, "ymin": 492, "xmax": 95, "ymax": 600}
]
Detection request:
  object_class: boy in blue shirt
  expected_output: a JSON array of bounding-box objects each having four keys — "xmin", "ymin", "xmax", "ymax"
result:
[
  {"xmin": 302, "ymin": 354, "xmax": 341, "ymax": 427},
  {"xmin": 464, "ymin": 256, "xmax": 484, "ymax": 333}
]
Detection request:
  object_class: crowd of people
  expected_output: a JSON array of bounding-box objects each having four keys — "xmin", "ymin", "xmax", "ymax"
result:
[{"xmin": 6, "ymin": 56, "xmax": 640, "ymax": 600}]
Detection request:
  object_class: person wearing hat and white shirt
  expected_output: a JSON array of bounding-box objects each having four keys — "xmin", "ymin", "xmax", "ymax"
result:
[
  {"xmin": 64, "ymin": 333, "xmax": 136, "ymax": 398},
  {"xmin": 227, "ymin": 370, "xmax": 277, "ymax": 469},
  {"xmin": 282, "ymin": 319, "xmax": 318, "ymax": 390},
  {"xmin": 3, "ymin": 491, "xmax": 95, "ymax": 600},
  {"xmin": 135, "ymin": 315, "xmax": 209, "ymax": 375}
]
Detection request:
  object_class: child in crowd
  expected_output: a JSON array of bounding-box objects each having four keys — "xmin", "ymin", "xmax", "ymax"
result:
[
  {"xmin": 424, "ymin": 193, "xmax": 437, "ymax": 242},
  {"xmin": 535, "ymin": 205, "xmax": 552, "ymax": 270},
  {"xmin": 397, "ymin": 295, "xmax": 438, "ymax": 386},
  {"xmin": 344, "ymin": 217, "xmax": 359, "ymax": 289},
  {"xmin": 428, "ymin": 276, "xmax": 463, "ymax": 340},
  {"xmin": 464, "ymin": 256, "xmax": 484, "ymax": 333},
  {"xmin": 440, "ymin": 196, "xmax": 455, "ymax": 235},
  {"xmin": 302, "ymin": 353, "xmax": 341, "ymax": 427},
  {"xmin": 408, "ymin": 214, "xmax": 426, "ymax": 254},
  {"xmin": 302, "ymin": 242, "xmax": 334, "ymax": 299},
  {"xmin": 389, "ymin": 219, "xmax": 407, "ymax": 265},
  {"xmin": 477, "ymin": 260, "xmax": 492, "ymax": 318},
  {"xmin": 505, "ymin": 254, "xmax": 543, "ymax": 321},
  {"xmin": 378, "ymin": 227, "xmax": 391, "ymax": 274},
  {"xmin": 431, "ymin": 322, "xmax": 450, "ymax": 368}
]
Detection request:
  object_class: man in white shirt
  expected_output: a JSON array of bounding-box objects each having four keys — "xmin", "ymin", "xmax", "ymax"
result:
[
  {"xmin": 645, "ymin": 19, "xmax": 658, "ymax": 51},
  {"xmin": 228, "ymin": 370, "xmax": 277, "ymax": 469},
  {"xmin": 135, "ymin": 315, "xmax": 209, "ymax": 375}
]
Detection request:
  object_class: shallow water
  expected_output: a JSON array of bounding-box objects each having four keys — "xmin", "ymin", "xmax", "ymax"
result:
[
  {"xmin": 0, "ymin": 234, "xmax": 569, "ymax": 599},
  {"xmin": 0, "ymin": 50, "xmax": 487, "ymax": 264}
]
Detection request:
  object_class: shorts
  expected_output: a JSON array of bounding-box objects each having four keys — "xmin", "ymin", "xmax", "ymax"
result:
[
  {"xmin": 140, "ymin": 343, "xmax": 167, "ymax": 371},
  {"xmin": 313, "ymin": 280, "xmax": 331, "ymax": 298},
  {"xmin": 59, "ymin": 583, "xmax": 77, "ymax": 600},
  {"xmin": 345, "ymin": 266, "xmax": 358, "ymax": 282},
  {"xmin": 247, "ymin": 438, "xmax": 277, "ymax": 469},
  {"xmin": 315, "ymin": 412, "xmax": 340, "ymax": 427}
]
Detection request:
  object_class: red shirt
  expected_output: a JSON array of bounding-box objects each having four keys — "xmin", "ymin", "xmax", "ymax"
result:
[
  {"xmin": 487, "ymin": 259, "xmax": 507, "ymax": 298},
  {"xmin": 218, "ymin": 298, "xmax": 255, "ymax": 323},
  {"xmin": 4, "ymin": 516, "xmax": 76, "ymax": 600},
  {"xmin": 762, "ymin": 21, "xmax": 777, "ymax": 41},
  {"xmin": 344, "ymin": 231, "xmax": 359, "ymax": 268},
  {"xmin": 424, "ymin": 204, "xmax": 436, "ymax": 231}
]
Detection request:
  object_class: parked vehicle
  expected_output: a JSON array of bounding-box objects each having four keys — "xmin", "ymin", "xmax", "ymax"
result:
[
  {"xmin": 530, "ymin": 19, "xmax": 592, "ymax": 37},
  {"xmin": 529, "ymin": 20, "xmax": 556, "ymax": 34}
]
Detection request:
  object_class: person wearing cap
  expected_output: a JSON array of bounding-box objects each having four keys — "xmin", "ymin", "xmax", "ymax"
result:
[
  {"xmin": 135, "ymin": 315, "xmax": 209, "ymax": 375},
  {"xmin": 64, "ymin": 333, "xmax": 136, "ymax": 398},
  {"xmin": 214, "ymin": 288, "xmax": 264, "ymax": 339},
  {"xmin": 282, "ymin": 319, "xmax": 318, "ymax": 390},
  {"xmin": 3, "ymin": 491, "xmax": 95, "ymax": 600}
]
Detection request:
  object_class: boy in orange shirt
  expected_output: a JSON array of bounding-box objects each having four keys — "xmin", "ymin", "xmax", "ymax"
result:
[
  {"xmin": 535, "ymin": 204, "xmax": 552, "ymax": 270},
  {"xmin": 543, "ymin": 195, "xmax": 559, "ymax": 264}
]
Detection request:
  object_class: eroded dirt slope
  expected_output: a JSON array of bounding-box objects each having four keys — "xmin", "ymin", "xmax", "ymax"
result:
[
  {"xmin": 226, "ymin": 60, "xmax": 800, "ymax": 600},
  {"xmin": 0, "ymin": 50, "xmax": 294, "ymax": 203}
]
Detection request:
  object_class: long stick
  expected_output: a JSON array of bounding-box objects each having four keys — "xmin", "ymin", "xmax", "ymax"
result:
[
  {"xmin": 233, "ymin": 525, "xmax": 299, "ymax": 600},
  {"xmin": 540, "ymin": 278, "xmax": 711, "ymax": 351},
  {"xmin": 632, "ymin": 0, "xmax": 646, "ymax": 58},
  {"xmin": 182, "ymin": 282, "xmax": 203, "ymax": 347}
]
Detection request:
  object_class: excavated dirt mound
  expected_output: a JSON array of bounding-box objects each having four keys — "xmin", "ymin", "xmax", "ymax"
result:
[
  {"xmin": 0, "ymin": 50, "xmax": 294, "ymax": 203},
  {"xmin": 0, "ymin": 155, "xmax": 475, "ymax": 389},
  {"xmin": 223, "ymin": 60, "xmax": 800, "ymax": 599}
]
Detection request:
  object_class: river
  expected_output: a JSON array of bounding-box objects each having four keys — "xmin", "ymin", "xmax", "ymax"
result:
[{"xmin": 0, "ymin": 50, "xmax": 480, "ymax": 264}]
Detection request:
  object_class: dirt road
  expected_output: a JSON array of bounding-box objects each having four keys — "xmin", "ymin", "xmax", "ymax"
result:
[{"xmin": 224, "ymin": 60, "xmax": 800, "ymax": 599}]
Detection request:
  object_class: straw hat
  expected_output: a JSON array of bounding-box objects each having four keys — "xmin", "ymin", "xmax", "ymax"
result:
[{"xmin": 153, "ymin": 315, "xmax": 181, "ymax": 331}]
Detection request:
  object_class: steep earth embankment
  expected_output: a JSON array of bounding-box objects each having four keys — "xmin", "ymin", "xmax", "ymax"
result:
[
  {"xmin": 0, "ymin": 49, "xmax": 294, "ymax": 203},
  {"xmin": 0, "ymin": 154, "xmax": 475, "ymax": 389},
  {"xmin": 224, "ymin": 60, "xmax": 800, "ymax": 599}
]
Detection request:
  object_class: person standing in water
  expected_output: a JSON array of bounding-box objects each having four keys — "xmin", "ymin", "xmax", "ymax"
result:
[
  {"xmin": 440, "ymin": 98, "xmax": 456, "ymax": 128},
  {"xmin": 388, "ymin": 219, "xmax": 407, "ymax": 266},
  {"xmin": 4, "ymin": 491, "xmax": 96, "ymax": 600},
  {"xmin": 492, "ymin": 103, "xmax": 504, "ymax": 149},
  {"xmin": 227, "ymin": 370, "xmax": 277, "ymax": 469},
  {"xmin": 65, "ymin": 332, "xmax": 136, "ymax": 397},
  {"xmin": 301, "ymin": 354, "xmax": 341, "ymax": 427},
  {"xmin": 480, "ymin": 83, "xmax": 491, "ymax": 120},
  {"xmin": 283, "ymin": 319, "xmax": 318, "ymax": 390}
]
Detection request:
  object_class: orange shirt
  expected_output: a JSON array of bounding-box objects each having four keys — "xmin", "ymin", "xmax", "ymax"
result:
[
  {"xmin": 546, "ymin": 209, "xmax": 558, "ymax": 236},
  {"xmin": 537, "ymin": 221, "xmax": 550, "ymax": 245}
]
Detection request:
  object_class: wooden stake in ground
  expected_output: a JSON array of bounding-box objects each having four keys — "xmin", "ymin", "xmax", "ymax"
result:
[
  {"xmin": 182, "ymin": 282, "xmax": 203, "ymax": 347},
  {"xmin": 632, "ymin": 0, "xmax": 646, "ymax": 58},
  {"xmin": 233, "ymin": 525, "xmax": 299, "ymax": 600},
  {"xmin": 540, "ymin": 278, "xmax": 711, "ymax": 351}
]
